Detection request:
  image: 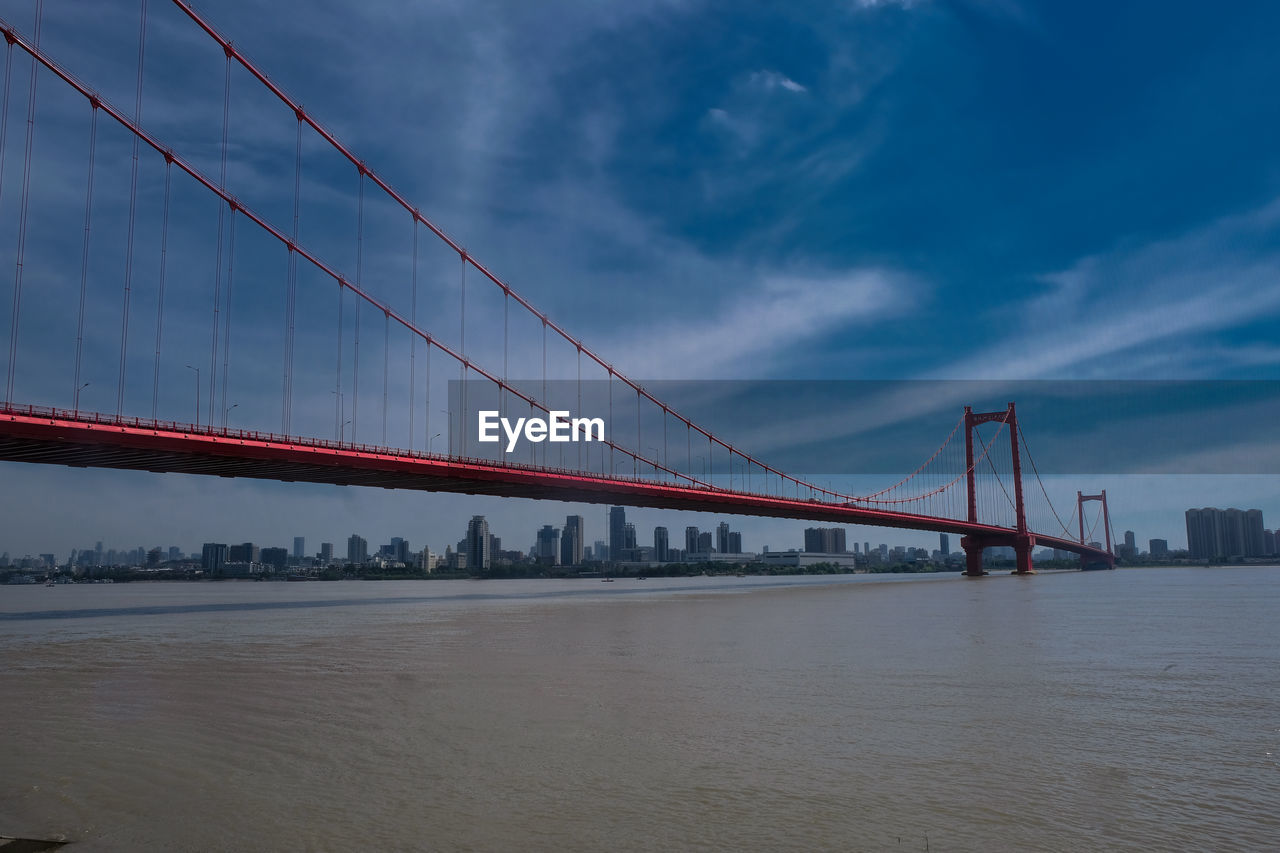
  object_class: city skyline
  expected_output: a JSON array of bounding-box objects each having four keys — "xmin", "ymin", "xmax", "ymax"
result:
[{"xmin": 10, "ymin": 501, "xmax": 1272, "ymax": 570}]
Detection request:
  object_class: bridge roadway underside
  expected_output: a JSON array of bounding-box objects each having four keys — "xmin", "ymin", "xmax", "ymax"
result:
[{"xmin": 0, "ymin": 410, "xmax": 1107, "ymax": 563}]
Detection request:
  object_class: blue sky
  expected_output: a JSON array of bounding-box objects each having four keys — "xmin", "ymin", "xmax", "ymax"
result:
[{"xmin": 1, "ymin": 0, "xmax": 1279, "ymax": 559}]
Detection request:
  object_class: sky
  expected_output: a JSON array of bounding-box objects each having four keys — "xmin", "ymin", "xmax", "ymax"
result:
[{"xmin": 2, "ymin": 0, "xmax": 1280, "ymax": 559}]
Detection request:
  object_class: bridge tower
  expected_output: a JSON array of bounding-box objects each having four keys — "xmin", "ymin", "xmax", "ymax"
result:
[
  {"xmin": 1076, "ymin": 490, "xmax": 1116, "ymax": 568},
  {"xmin": 960, "ymin": 402, "xmax": 1034, "ymax": 577}
]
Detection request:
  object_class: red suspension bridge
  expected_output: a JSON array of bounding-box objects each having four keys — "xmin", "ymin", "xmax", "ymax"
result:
[{"xmin": 0, "ymin": 1, "xmax": 1114, "ymax": 575}]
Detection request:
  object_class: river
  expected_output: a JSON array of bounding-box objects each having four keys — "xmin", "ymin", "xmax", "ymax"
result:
[{"xmin": 2, "ymin": 568, "xmax": 1277, "ymax": 851}]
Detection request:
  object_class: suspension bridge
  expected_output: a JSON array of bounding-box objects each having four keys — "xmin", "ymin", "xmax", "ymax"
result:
[{"xmin": 0, "ymin": 1, "xmax": 1115, "ymax": 575}]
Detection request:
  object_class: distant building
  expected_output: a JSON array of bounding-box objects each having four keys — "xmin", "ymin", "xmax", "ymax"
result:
[
  {"xmin": 939, "ymin": 533, "xmax": 950, "ymax": 556},
  {"xmin": 727, "ymin": 531, "xmax": 742, "ymax": 554},
  {"xmin": 229, "ymin": 542, "xmax": 258, "ymax": 563},
  {"xmin": 685, "ymin": 526, "xmax": 700, "ymax": 555},
  {"xmin": 347, "ymin": 534, "xmax": 368, "ymax": 564},
  {"xmin": 536, "ymin": 525, "xmax": 560, "ymax": 565},
  {"xmin": 1149, "ymin": 539, "xmax": 1169, "ymax": 558},
  {"xmin": 609, "ymin": 507, "xmax": 627, "ymax": 562},
  {"xmin": 260, "ymin": 547, "xmax": 288, "ymax": 570},
  {"xmin": 561, "ymin": 515, "xmax": 584, "ymax": 566},
  {"xmin": 654, "ymin": 526, "xmax": 669, "ymax": 562},
  {"xmin": 465, "ymin": 516, "xmax": 491, "ymax": 572},
  {"xmin": 1186, "ymin": 507, "xmax": 1266, "ymax": 559},
  {"xmin": 201, "ymin": 543, "xmax": 228, "ymax": 577},
  {"xmin": 696, "ymin": 531, "xmax": 713, "ymax": 553},
  {"xmin": 803, "ymin": 527, "xmax": 846, "ymax": 554},
  {"xmin": 320, "ymin": 542, "xmax": 334, "ymax": 564},
  {"xmin": 293, "ymin": 536, "xmax": 306, "ymax": 560},
  {"xmin": 716, "ymin": 522, "xmax": 730, "ymax": 555}
]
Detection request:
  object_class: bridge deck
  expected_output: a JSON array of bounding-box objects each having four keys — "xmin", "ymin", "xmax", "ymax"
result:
[{"xmin": 0, "ymin": 406, "xmax": 1107, "ymax": 561}]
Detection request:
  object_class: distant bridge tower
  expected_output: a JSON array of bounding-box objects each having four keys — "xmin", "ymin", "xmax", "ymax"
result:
[
  {"xmin": 1077, "ymin": 490, "xmax": 1115, "ymax": 568},
  {"xmin": 960, "ymin": 402, "xmax": 1033, "ymax": 577}
]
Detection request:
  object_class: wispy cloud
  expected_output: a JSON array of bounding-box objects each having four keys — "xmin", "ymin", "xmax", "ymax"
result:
[
  {"xmin": 608, "ymin": 269, "xmax": 913, "ymax": 378},
  {"xmin": 930, "ymin": 197, "xmax": 1280, "ymax": 380}
]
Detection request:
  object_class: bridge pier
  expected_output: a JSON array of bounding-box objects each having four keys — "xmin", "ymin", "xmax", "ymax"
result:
[
  {"xmin": 961, "ymin": 533, "xmax": 1036, "ymax": 576},
  {"xmin": 1013, "ymin": 533, "xmax": 1035, "ymax": 575},
  {"xmin": 960, "ymin": 535, "xmax": 988, "ymax": 577}
]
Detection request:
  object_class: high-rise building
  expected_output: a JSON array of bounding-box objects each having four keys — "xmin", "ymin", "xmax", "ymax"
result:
[
  {"xmin": 1124, "ymin": 530, "xmax": 1136, "ymax": 551},
  {"xmin": 465, "ymin": 516, "xmax": 491, "ymax": 572},
  {"xmin": 685, "ymin": 526, "xmax": 700, "ymax": 554},
  {"xmin": 939, "ymin": 533, "xmax": 950, "ymax": 555},
  {"xmin": 727, "ymin": 531, "xmax": 742, "ymax": 554},
  {"xmin": 593, "ymin": 539, "xmax": 607, "ymax": 562},
  {"xmin": 716, "ymin": 522, "xmax": 730, "ymax": 554},
  {"xmin": 609, "ymin": 507, "xmax": 627, "ymax": 562},
  {"xmin": 1149, "ymin": 538, "xmax": 1169, "ymax": 558},
  {"xmin": 1244, "ymin": 509, "xmax": 1265, "ymax": 557},
  {"xmin": 1265, "ymin": 529, "xmax": 1277, "ymax": 557},
  {"xmin": 561, "ymin": 515, "xmax": 584, "ymax": 566},
  {"xmin": 293, "ymin": 536, "xmax": 306, "ymax": 560},
  {"xmin": 804, "ymin": 527, "xmax": 846, "ymax": 554},
  {"xmin": 536, "ymin": 525, "xmax": 560, "ymax": 565},
  {"xmin": 229, "ymin": 542, "xmax": 258, "ymax": 563},
  {"xmin": 201, "ymin": 543, "xmax": 228, "ymax": 576},
  {"xmin": 320, "ymin": 542, "xmax": 334, "ymax": 564},
  {"xmin": 389, "ymin": 537, "xmax": 410, "ymax": 563},
  {"xmin": 347, "ymin": 534, "xmax": 368, "ymax": 564},
  {"xmin": 654, "ymin": 527, "xmax": 669, "ymax": 562},
  {"xmin": 697, "ymin": 531, "xmax": 713, "ymax": 553},
  {"xmin": 1186, "ymin": 507, "xmax": 1266, "ymax": 559},
  {"xmin": 260, "ymin": 547, "xmax": 288, "ymax": 570}
]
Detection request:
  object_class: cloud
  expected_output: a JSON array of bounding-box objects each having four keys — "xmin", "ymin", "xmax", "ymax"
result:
[
  {"xmin": 606, "ymin": 269, "xmax": 912, "ymax": 378},
  {"xmin": 747, "ymin": 70, "xmax": 808, "ymax": 94},
  {"xmin": 930, "ymin": 197, "xmax": 1280, "ymax": 380}
]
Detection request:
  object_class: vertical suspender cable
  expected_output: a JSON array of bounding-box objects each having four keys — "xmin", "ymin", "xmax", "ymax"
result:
[
  {"xmin": 283, "ymin": 113, "xmax": 301, "ymax": 433},
  {"xmin": 0, "ymin": 36, "xmax": 13, "ymax": 213},
  {"xmin": 5, "ymin": 1, "xmax": 41, "ymax": 408},
  {"xmin": 334, "ymin": 278, "xmax": 343, "ymax": 440},
  {"xmin": 382, "ymin": 310, "xmax": 388, "ymax": 445},
  {"xmin": 208, "ymin": 47, "xmax": 230, "ymax": 426},
  {"xmin": 408, "ymin": 215, "xmax": 417, "ymax": 449},
  {"xmin": 73, "ymin": 104, "xmax": 97, "ymax": 412},
  {"xmin": 459, "ymin": 254, "xmax": 467, "ymax": 457},
  {"xmin": 151, "ymin": 156, "xmax": 170, "ymax": 418},
  {"xmin": 220, "ymin": 208, "xmax": 235, "ymax": 426},
  {"xmin": 352, "ymin": 167, "xmax": 363, "ymax": 442},
  {"xmin": 430, "ymin": 335, "xmax": 435, "ymax": 448},
  {"xmin": 117, "ymin": 0, "xmax": 147, "ymax": 418}
]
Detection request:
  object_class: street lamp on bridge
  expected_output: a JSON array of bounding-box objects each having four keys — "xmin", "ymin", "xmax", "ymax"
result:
[{"xmin": 73, "ymin": 381, "xmax": 90, "ymax": 418}]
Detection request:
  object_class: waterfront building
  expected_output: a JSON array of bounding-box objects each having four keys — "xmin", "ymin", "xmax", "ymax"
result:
[
  {"xmin": 536, "ymin": 525, "xmax": 560, "ymax": 565},
  {"xmin": 201, "ymin": 543, "xmax": 228, "ymax": 576},
  {"xmin": 465, "ymin": 516, "xmax": 491, "ymax": 572},
  {"xmin": 561, "ymin": 515, "xmax": 584, "ymax": 566},
  {"xmin": 608, "ymin": 507, "xmax": 627, "ymax": 562},
  {"xmin": 803, "ymin": 527, "xmax": 847, "ymax": 554},
  {"xmin": 654, "ymin": 527, "xmax": 669, "ymax": 562},
  {"xmin": 347, "ymin": 534, "xmax": 368, "ymax": 565}
]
